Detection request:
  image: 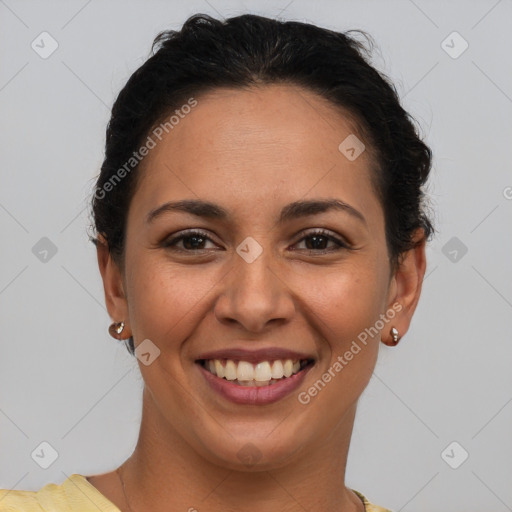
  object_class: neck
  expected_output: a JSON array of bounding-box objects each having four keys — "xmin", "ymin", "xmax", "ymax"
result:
[{"xmin": 119, "ymin": 386, "xmax": 363, "ymax": 512}]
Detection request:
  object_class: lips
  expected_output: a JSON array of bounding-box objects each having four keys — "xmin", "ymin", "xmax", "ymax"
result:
[{"xmin": 195, "ymin": 347, "xmax": 315, "ymax": 405}]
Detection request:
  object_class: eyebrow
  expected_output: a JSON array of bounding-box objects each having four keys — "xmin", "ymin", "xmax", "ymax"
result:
[{"xmin": 146, "ymin": 198, "xmax": 367, "ymax": 225}]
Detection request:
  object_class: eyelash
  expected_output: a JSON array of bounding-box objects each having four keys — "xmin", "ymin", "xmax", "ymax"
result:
[{"xmin": 162, "ymin": 229, "xmax": 350, "ymax": 254}]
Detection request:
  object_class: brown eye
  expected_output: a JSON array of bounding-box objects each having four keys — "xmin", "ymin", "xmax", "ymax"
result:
[
  {"xmin": 292, "ymin": 229, "xmax": 349, "ymax": 252},
  {"xmin": 162, "ymin": 230, "xmax": 218, "ymax": 252}
]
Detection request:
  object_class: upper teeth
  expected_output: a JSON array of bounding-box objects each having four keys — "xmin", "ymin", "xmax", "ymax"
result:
[{"xmin": 205, "ymin": 359, "xmax": 304, "ymax": 383}]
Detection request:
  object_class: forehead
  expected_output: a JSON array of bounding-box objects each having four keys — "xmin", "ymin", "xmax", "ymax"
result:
[
  {"xmin": 147, "ymin": 84, "xmax": 369, "ymax": 167},
  {"xmin": 131, "ymin": 83, "xmax": 382, "ymax": 225}
]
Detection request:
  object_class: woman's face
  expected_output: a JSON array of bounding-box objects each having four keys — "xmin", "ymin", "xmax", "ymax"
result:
[{"xmin": 101, "ymin": 84, "xmax": 420, "ymax": 469}]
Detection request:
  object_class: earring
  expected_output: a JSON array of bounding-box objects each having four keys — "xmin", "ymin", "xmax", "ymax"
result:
[
  {"xmin": 390, "ymin": 327, "xmax": 400, "ymax": 346},
  {"xmin": 109, "ymin": 321, "xmax": 125, "ymax": 340}
]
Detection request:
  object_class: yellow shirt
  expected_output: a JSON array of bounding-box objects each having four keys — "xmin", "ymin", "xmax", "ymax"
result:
[{"xmin": 0, "ymin": 474, "xmax": 393, "ymax": 511}]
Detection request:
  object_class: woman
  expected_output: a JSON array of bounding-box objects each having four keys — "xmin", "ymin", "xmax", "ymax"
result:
[{"xmin": 0, "ymin": 12, "xmax": 433, "ymax": 512}]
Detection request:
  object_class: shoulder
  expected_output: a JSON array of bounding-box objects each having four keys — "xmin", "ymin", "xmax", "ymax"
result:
[
  {"xmin": 0, "ymin": 487, "xmax": 41, "ymax": 511},
  {"xmin": 0, "ymin": 474, "xmax": 120, "ymax": 512},
  {"xmin": 351, "ymin": 488, "xmax": 394, "ymax": 512}
]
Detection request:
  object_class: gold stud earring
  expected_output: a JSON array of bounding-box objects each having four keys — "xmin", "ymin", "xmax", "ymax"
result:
[
  {"xmin": 390, "ymin": 327, "xmax": 400, "ymax": 346},
  {"xmin": 109, "ymin": 321, "xmax": 125, "ymax": 340}
]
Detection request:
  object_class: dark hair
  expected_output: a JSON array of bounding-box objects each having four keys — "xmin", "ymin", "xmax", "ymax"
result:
[{"xmin": 90, "ymin": 13, "xmax": 434, "ymax": 355}]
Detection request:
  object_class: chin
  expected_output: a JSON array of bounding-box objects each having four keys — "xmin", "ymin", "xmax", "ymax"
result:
[{"xmin": 195, "ymin": 429, "xmax": 307, "ymax": 472}]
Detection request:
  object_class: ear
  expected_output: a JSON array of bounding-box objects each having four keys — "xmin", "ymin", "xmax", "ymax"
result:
[
  {"xmin": 383, "ymin": 228, "xmax": 427, "ymax": 345},
  {"xmin": 96, "ymin": 234, "xmax": 131, "ymax": 337}
]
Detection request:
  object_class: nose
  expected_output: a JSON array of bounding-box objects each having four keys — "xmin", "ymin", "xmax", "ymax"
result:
[{"xmin": 213, "ymin": 244, "xmax": 295, "ymax": 333}]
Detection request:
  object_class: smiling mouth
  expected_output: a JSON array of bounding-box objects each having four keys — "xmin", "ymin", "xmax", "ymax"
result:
[{"xmin": 197, "ymin": 358, "xmax": 315, "ymax": 387}]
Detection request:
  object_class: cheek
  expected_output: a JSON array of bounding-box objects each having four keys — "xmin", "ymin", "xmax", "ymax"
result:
[
  {"xmin": 293, "ymin": 263, "xmax": 384, "ymax": 390},
  {"xmin": 293, "ymin": 262, "xmax": 385, "ymax": 338},
  {"xmin": 125, "ymin": 256, "xmax": 223, "ymax": 344},
  {"xmin": 289, "ymin": 268, "xmax": 383, "ymax": 439}
]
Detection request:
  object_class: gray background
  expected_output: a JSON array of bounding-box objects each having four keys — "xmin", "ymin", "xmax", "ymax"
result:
[{"xmin": 1, "ymin": 1, "xmax": 511, "ymax": 511}]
